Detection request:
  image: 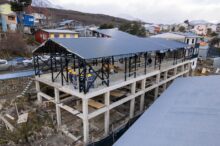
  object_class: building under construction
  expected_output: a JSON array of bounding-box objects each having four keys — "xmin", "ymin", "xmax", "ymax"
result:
[{"xmin": 33, "ymin": 30, "xmax": 199, "ymax": 146}]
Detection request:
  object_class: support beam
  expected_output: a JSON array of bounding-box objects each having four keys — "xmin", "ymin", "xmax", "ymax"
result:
[
  {"xmin": 35, "ymin": 81, "xmax": 42, "ymax": 104},
  {"xmin": 140, "ymin": 79, "xmax": 146, "ymax": 112},
  {"xmin": 55, "ymin": 88, "xmax": 61, "ymax": 127},
  {"xmin": 87, "ymin": 70, "xmax": 189, "ymax": 120},
  {"xmin": 104, "ymin": 92, "xmax": 110, "ymax": 136},
  {"xmin": 174, "ymin": 67, "xmax": 177, "ymax": 76},
  {"xmin": 83, "ymin": 98, "xmax": 89, "ymax": 145},
  {"xmin": 129, "ymin": 82, "xmax": 136, "ymax": 119},
  {"xmin": 163, "ymin": 71, "xmax": 168, "ymax": 90},
  {"xmin": 154, "ymin": 73, "xmax": 160, "ymax": 100}
]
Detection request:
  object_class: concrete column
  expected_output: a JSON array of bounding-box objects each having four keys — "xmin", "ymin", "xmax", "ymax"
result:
[
  {"xmin": 181, "ymin": 65, "xmax": 185, "ymax": 72},
  {"xmin": 55, "ymin": 88, "xmax": 61, "ymax": 127},
  {"xmin": 163, "ymin": 71, "xmax": 168, "ymax": 91},
  {"xmin": 174, "ymin": 67, "xmax": 177, "ymax": 75},
  {"xmin": 140, "ymin": 79, "xmax": 146, "ymax": 112},
  {"xmin": 83, "ymin": 98, "xmax": 89, "ymax": 145},
  {"xmin": 129, "ymin": 82, "xmax": 136, "ymax": 119},
  {"xmin": 154, "ymin": 74, "xmax": 160, "ymax": 100},
  {"xmin": 35, "ymin": 81, "xmax": 42, "ymax": 104},
  {"xmin": 104, "ymin": 92, "xmax": 110, "ymax": 136}
]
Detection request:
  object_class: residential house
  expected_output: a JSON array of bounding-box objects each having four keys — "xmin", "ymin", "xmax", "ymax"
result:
[
  {"xmin": 35, "ymin": 29, "xmax": 79, "ymax": 43},
  {"xmin": 160, "ymin": 24, "xmax": 171, "ymax": 32},
  {"xmin": 18, "ymin": 14, "xmax": 34, "ymax": 34},
  {"xmin": 151, "ymin": 32, "xmax": 200, "ymax": 46},
  {"xmin": 191, "ymin": 24, "xmax": 207, "ymax": 36},
  {"xmin": 0, "ymin": 1, "xmax": 17, "ymax": 32},
  {"xmin": 198, "ymin": 41, "xmax": 209, "ymax": 59},
  {"xmin": 144, "ymin": 24, "xmax": 160, "ymax": 34},
  {"xmin": 178, "ymin": 22, "xmax": 189, "ymax": 31},
  {"xmin": 31, "ymin": 13, "xmax": 47, "ymax": 26},
  {"xmin": 58, "ymin": 19, "xmax": 83, "ymax": 30}
]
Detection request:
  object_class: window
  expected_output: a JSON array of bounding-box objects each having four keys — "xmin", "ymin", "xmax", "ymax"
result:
[
  {"xmin": 8, "ymin": 16, "xmax": 15, "ymax": 21},
  {"xmin": 186, "ymin": 39, "xmax": 189, "ymax": 44},
  {"xmin": 42, "ymin": 34, "xmax": 47, "ymax": 40},
  {"xmin": 74, "ymin": 34, "xmax": 78, "ymax": 38},
  {"xmin": 192, "ymin": 39, "xmax": 194, "ymax": 44},
  {"xmin": 50, "ymin": 34, "xmax": 54, "ymax": 38}
]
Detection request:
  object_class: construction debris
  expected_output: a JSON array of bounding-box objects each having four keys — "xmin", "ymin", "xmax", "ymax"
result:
[
  {"xmin": 0, "ymin": 115, "xmax": 15, "ymax": 132},
  {"xmin": 5, "ymin": 114, "xmax": 15, "ymax": 120},
  {"xmin": 216, "ymin": 68, "xmax": 220, "ymax": 74},
  {"xmin": 17, "ymin": 113, "xmax": 28, "ymax": 124}
]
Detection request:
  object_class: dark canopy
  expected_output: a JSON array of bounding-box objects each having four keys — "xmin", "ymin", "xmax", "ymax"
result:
[{"xmin": 33, "ymin": 37, "xmax": 189, "ymax": 59}]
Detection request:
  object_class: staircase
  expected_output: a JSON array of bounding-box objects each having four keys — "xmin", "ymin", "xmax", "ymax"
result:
[{"xmin": 16, "ymin": 79, "xmax": 34, "ymax": 98}]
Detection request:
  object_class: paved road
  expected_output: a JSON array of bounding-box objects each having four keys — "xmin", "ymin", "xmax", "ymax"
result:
[{"xmin": 0, "ymin": 70, "xmax": 35, "ymax": 80}]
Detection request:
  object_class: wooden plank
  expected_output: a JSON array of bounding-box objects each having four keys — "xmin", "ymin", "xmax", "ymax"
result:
[
  {"xmin": 110, "ymin": 90, "xmax": 126, "ymax": 98},
  {"xmin": 88, "ymin": 99, "xmax": 104, "ymax": 109}
]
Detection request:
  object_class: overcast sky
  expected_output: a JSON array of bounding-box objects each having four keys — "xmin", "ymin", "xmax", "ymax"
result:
[{"xmin": 50, "ymin": 0, "xmax": 220, "ymax": 24}]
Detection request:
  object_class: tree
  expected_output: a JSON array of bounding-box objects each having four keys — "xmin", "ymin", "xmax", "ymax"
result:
[
  {"xmin": 10, "ymin": 0, "xmax": 32, "ymax": 32},
  {"xmin": 210, "ymin": 37, "xmax": 220, "ymax": 47},
  {"xmin": 0, "ymin": 32, "xmax": 27, "ymax": 58},
  {"xmin": 207, "ymin": 28, "xmax": 212, "ymax": 36},
  {"xmin": 99, "ymin": 23, "xmax": 114, "ymax": 29},
  {"xmin": 184, "ymin": 20, "xmax": 189, "ymax": 25},
  {"xmin": 178, "ymin": 26, "xmax": 186, "ymax": 32},
  {"xmin": 119, "ymin": 21, "xmax": 146, "ymax": 37},
  {"xmin": 210, "ymin": 32, "xmax": 218, "ymax": 37}
]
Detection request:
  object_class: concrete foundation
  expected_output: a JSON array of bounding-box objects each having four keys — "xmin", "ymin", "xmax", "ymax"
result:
[{"xmin": 35, "ymin": 60, "xmax": 191, "ymax": 145}]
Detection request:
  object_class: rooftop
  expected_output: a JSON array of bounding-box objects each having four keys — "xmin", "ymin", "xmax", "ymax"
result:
[
  {"xmin": 151, "ymin": 32, "xmax": 200, "ymax": 39},
  {"xmin": 34, "ymin": 37, "xmax": 188, "ymax": 59},
  {"xmin": 41, "ymin": 29, "xmax": 78, "ymax": 34},
  {"xmin": 92, "ymin": 28, "xmax": 139, "ymax": 39},
  {"xmin": 114, "ymin": 75, "xmax": 220, "ymax": 146}
]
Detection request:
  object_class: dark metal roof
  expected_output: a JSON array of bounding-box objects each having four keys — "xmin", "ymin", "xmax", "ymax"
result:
[{"xmin": 34, "ymin": 37, "xmax": 188, "ymax": 59}]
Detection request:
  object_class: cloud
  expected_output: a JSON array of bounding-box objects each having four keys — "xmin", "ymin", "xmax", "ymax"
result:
[{"xmin": 50, "ymin": 0, "xmax": 220, "ymax": 24}]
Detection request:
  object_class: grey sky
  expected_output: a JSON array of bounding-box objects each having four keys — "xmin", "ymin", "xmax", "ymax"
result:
[{"xmin": 50, "ymin": 0, "xmax": 220, "ymax": 24}]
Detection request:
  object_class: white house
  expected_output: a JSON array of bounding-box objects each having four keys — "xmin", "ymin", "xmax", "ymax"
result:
[
  {"xmin": 144, "ymin": 24, "xmax": 160, "ymax": 34},
  {"xmin": 31, "ymin": 13, "xmax": 47, "ymax": 26},
  {"xmin": 192, "ymin": 24, "xmax": 207, "ymax": 36},
  {"xmin": 151, "ymin": 32, "xmax": 200, "ymax": 46}
]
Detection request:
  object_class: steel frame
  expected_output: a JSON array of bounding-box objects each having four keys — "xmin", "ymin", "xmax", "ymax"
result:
[{"xmin": 33, "ymin": 40, "xmax": 198, "ymax": 94}]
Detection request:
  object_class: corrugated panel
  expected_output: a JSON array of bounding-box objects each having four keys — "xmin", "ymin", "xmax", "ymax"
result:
[
  {"xmin": 114, "ymin": 75, "xmax": 220, "ymax": 146},
  {"xmin": 34, "ymin": 37, "xmax": 188, "ymax": 59}
]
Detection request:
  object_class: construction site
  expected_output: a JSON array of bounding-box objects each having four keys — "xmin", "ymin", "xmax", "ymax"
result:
[{"xmin": 31, "ymin": 36, "xmax": 199, "ymax": 146}]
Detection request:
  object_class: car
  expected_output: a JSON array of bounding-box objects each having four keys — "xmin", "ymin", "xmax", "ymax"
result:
[
  {"xmin": 13, "ymin": 57, "xmax": 25, "ymax": 65},
  {"xmin": 0, "ymin": 59, "xmax": 10, "ymax": 71},
  {"xmin": 23, "ymin": 57, "xmax": 33, "ymax": 66}
]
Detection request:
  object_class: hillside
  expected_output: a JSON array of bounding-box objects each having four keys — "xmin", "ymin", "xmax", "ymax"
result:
[{"xmin": 30, "ymin": 6, "xmax": 130, "ymax": 26}]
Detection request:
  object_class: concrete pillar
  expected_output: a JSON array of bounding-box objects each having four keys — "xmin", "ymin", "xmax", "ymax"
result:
[
  {"xmin": 174, "ymin": 67, "xmax": 177, "ymax": 75},
  {"xmin": 140, "ymin": 79, "xmax": 146, "ymax": 112},
  {"xmin": 55, "ymin": 88, "xmax": 61, "ymax": 127},
  {"xmin": 83, "ymin": 98, "xmax": 89, "ymax": 145},
  {"xmin": 104, "ymin": 92, "xmax": 110, "ymax": 136},
  {"xmin": 129, "ymin": 82, "xmax": 136, "ymax": 119},
  {"xmin": 163, "ymin": 71, "xmax": 168, "ymax": 91},
  {"xmin": 154, "ymin": 74, "xmax": 160, "ymax": 100},
  {"xmin": 35, "ymin": 81, "xmax": 42, "ymax": 104},
  {"xmin": 181, "ymin": 65, "xmax": 185, "ymax": 72}
]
